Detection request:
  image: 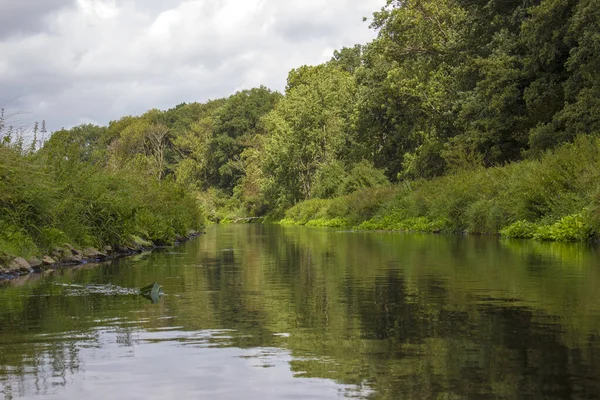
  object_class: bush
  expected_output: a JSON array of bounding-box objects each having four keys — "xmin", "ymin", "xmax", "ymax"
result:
[
  {"xmin": 338, "ymin": 160, "xmax": 389, "ymax": 195},
  {"xmin": 502, "ymin": 214, "xmax": 593, "ymax": 242},
  {"xmin": 533, "ymin": 213, "xmax": 592, "ymax": 242},
  {"xmin": 305, "ymin": 218, "xmax": 350, "ymax": 228},
  {"xmin": 282, "ymin": 186, "xmax": 398, "ymax": 227},
  {"xmin": 312, "ymin": 161, "xmax": 346, "ymax": 199},
  {"xmin": 196, "ymin": 188, "xmax": 241, "ymax": 223},
  {"xmin": 500, "ymin": 221, "xmax": 539, "ymax": 239}
]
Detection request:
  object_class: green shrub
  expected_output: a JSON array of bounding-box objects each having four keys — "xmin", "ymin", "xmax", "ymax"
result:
[
  {"xmin": 533, "ymin": 213, "xmax": 592, "ymax": 242},
  {"xmin": 0, "ymin": 221, "xmax": 38, "ymax": 258},
  {"xmin": 501, "ymin": 214, "xmax": 593, "ymax": 241},
  {"xmin": 500, "ymin": 221, "xmax": 539, "ymax": 239},
  {"xmin": 281, "ymin": 186, "xmax": 398, "ymax": 227},
  {"xmin": 338, "ymin": 160, "xmax": 389, "ymax": 195},
  {"xmin": 397, "ymin": 217, "xmax": 449, "ymax": 233},
  {"xmin": 37, "ymin": 228, "xmax": 70, "ymax": 250},
  {"xmin": 312, "ymin": 161, "xmax": 346, "ymax": 199},
  {"xmin": 305, "ymin": 218, "xmax": 350, "ymax": 228},
  {"xmin": 283, "ymin": 199, "xmax": 330, "ymax": 225}
]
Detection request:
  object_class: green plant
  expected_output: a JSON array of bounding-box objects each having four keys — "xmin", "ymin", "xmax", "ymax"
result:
[
  {"xmin": 500, "ymin": 221, "xmax": 539, "ymax": 239},
  {"xmin": 533, "ymin": 213, "xmax": 592, "ymax": 242}
]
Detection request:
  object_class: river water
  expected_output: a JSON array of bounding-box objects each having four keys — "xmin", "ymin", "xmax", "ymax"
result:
[{"xmin": 1, "ymin": 224, "xmax": 600, "ymax": 399}]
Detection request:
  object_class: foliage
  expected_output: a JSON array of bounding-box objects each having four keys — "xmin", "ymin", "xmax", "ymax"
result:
[
  {"xmin": 5, "ymin": 0, "xmax": 600, "ymax": 251},
  {"xmin": 500, "ymin": 221, "xmax": 539, "ymax": 239},
  {"xmin": 305, "ymin": 218, "xmax": 350, "ymax": 228},
  {"xmin": 339, "ymin": 161, "xmax": 389, "ymax": 195},
  {"xmin": 282, "ymin": 186, "xmax": 398, "ymax": 227},
  {"xmin": 281, "ymin": 137, "xmax": 600, "ymax": 242},
  {"xmin": 170, "ymin": 100, "xmax": 225, "ymax": 189},
  {"xmin": 357, "ymin": 217, "xmax": 449, "ymax": 233},
  {"xmin": 0, "ymin": 143, "xmax": 205, "ymax": 258},
  {"xmin": 534, "ymin": 213, "xmax": 592, "ymax": 241},
  {"xmin": 501, "ymin": 214, "xmax": 592, "ymax": 242},
  {"xmin": 312, "ymin": 160, "xmax": 346, "ymax": 199},
  {"xmin": 349, "ymin": 0, "xmax": 600, "ymax": 175},
  {"xmin": 207, "ymin": 87, "xmax": 281, "ymax": 193},
  {"xmin": 260, "ymin": 65, "xmax": 357, "ymax": 212}
]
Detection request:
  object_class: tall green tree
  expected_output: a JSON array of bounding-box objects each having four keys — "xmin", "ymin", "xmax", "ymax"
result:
[
  {"xmin": 542, "ymin": 0, "xmax": 600, "ymax": 146},
  {"xmin": 358, "ymin": 0, "xmax": 469, "ymax": 179},
  {"xmin": 261, "ymin": 65, "xmax": 357, "ymax": 209},
  {"xmin": 208, "ymin": 86, "xmax": 281, "ymax": 193}
]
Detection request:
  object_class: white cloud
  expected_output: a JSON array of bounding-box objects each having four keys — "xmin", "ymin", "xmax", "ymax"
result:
[
  {"xmin": 77, "ymin": 0, "xmax": 121, "ymax": 19},
  {"xmin": 0, "ymin": 0, "xmax": 384, "ymax": 132}
]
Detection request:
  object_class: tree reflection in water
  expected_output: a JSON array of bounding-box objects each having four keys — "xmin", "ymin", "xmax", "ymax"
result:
[{"xmin": 1, "ymin": 225, "xmax": 600, "ymax": 399}]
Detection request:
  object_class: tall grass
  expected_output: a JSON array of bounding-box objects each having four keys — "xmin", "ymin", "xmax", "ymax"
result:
[
  {"xmin": 282, "ymin": 136, "xmax": 600, "ymax": 241},
  {"xmin": 0, "ymin": 146, "xmax": 205, "ymax": 259}
]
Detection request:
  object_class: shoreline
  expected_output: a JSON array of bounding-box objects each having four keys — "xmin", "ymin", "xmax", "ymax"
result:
[
  {"xmin": 276, "ymin": 219, "xmax": 599, "ymax": 243},
  {"xmin": 0, "ymin": 232, "xmax": 202, "ymax": 284}
]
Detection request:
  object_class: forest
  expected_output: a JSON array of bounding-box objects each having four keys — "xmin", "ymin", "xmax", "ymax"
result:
[{"xmin": 1, "ymin": 0, "xmax": 600, "ymax": 263}]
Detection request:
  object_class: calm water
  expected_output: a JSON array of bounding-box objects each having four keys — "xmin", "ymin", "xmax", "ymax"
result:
[{"xmin": 2, "ymin": 224, "xmax": 600, "ymax": 399}]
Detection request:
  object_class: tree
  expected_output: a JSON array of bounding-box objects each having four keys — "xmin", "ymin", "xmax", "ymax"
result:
[
  {"xmin": 208, "ymin": 86, "xmax": 281, "ymax": 193},
  {"xmin": 355, "ymin": 0, "xmax": 468, "ymax": 179},
  {"xmin": 145, "ymin": 124, "xmax": 169, "ymax": 182},
  {"xmin": 106, "ymin": 110, "xmax": 173, "ymax": 182},
  {"xmin": 261, "ymin": 65, "xmax": 357, "ymax": 209},
  {"xmin": 173, "ymin": 113, "xmax": 217, "ymax": 189},
  {"xmin": 547, "ymin": 0, "xmax": 600, "ymax": 145},
  {"xmin": 329, "ymin": 44, "xmax": 364, "ymax": 74},
  {"xmin": 41, "ymin": 124, "xmax": 108, "ymax": 177}
]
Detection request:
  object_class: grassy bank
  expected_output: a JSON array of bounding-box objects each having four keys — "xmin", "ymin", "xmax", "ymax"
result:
[
  {"xmin": 281, "ymin": 136, "xmax": 600, "ymax": 242},
  {"xmin": 0, "ymin": 145, "xmax": 205, "ymax": 262}
]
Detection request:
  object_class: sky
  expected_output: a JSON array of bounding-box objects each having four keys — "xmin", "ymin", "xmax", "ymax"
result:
[{"xmin": 0, "ymin": 0, "xmax": 384, "ymax": 134}]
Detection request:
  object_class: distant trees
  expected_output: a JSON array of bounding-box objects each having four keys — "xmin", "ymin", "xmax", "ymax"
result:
[{"xmin": 207, "ymin": 86, "xmax": 281, "ymax": 193}]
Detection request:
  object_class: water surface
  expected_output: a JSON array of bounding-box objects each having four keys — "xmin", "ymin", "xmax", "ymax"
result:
[{"xmin": 1, "ymin": 224, "xmax": 600, "ymax": 399}]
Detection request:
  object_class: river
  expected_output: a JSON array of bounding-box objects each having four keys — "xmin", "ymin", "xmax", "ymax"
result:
[{"xmin": 1, "ymin": 224, "xmax": 600, "ymax": 399}]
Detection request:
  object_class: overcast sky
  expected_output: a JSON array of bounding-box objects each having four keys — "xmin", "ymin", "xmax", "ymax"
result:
[{"xmin": 0, "ymin": 0, "xmax": 384, "ymax": 133}]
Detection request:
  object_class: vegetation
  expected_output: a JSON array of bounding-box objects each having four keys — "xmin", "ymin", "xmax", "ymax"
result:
[
  {"xmin": 283, "ymin": 137, "xmax": 600, "ymax": 241},
  {"xmin": 0, "ymin": 120, "xmax": 204, "ymax": 261},
  {"xmin": 3, "ymin": 0, "xmax": 600, "ymax": 259}
]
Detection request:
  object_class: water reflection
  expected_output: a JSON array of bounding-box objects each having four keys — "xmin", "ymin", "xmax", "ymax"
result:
[
  {"xmin": 1, "ymin": 328, "xmax": 365, "ymax": 400},
  {"xmin": 1, "ymin": 225, "xmax": 600, "ymax": 399}
]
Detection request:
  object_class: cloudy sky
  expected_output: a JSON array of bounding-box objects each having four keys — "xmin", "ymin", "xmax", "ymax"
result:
[{"xmin": 0, "ymin": 0, "xmax": 384, "ymax": 133}]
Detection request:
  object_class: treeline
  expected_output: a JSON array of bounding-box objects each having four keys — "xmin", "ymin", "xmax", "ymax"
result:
[
  {"xmin": 276, "ymin": 0, "xmax": 600, "ymax": 240},
  {"xmin": 2, "ymin": 0, "xmax": 599, "ymax": 257},
  {"xmin": 52, "ymin": 0, "xmax": 598, "ymax": 218}
]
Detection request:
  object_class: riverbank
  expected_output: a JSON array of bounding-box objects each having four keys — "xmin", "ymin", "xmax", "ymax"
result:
[
  {"xmin": 1, "ymin": 143, "xmax": 206, "ymax": 276},
  {"xmin": 0, "ymin": 231, "xmax": 202, "ymax": 283},
  {"xmin": 279, "ymin": 137, "xmax": 599, "ymax": 242}
]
